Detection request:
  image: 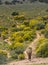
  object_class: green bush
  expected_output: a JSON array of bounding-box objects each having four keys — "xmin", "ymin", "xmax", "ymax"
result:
[
  {"xmin": 24, "ymin": 20, "xmax": 29, "ymax": 26},
  {"xmin": 10, "ymin": 42, "xmax": 26, "ymax": 54},
  {"xmin": 23, "ymin": 31, "xmax": 36, "ymax": 41},
  {"xmin": 44, "ymin": 24, "xmax": 48, "ymax": 38},
  {"xmin": 10, "ymin": 30, "xmax": 36, "ymax": 42},
  {"xmin": 29, "ymin": 19, "xmax": 45, "ymax": 30},
  {"xmin": 10, "ymin": 42, "xmax": 26, "ymax": 60},
  {"xmin": 36, "ymin": 38, "xmax": 48, "ymax": 57},
  {"xmin": 18, "ymin": 54, "xmax": 25, "ymax": 60},
  {"xmin": 11, "ymin": 53, "xmax": 18, "ymax": 59},
  {"xmin": 44, "ymin": 31, "xmax": 48, "ymax": 38},
  {"xmin": 12, "ymin": 12, "xmax": 19, "ymax": 16},
  {"xmin": 0, "ymin": 50, "xmax": 7, "ymax": 64}
]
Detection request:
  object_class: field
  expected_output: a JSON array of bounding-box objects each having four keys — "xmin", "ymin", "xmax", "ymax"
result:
[{"xmin": 0, "ymin": 2, "xmax": 48, "ymax": 18}]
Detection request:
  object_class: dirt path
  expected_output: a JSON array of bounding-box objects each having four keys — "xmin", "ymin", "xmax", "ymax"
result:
[
  {"xmin": 6, "ymin": 58, "xmax": 48, "ymax": 65},
  {"xmin": 24, "ymin": 31, "xmax": 44, "ymax": 58}
]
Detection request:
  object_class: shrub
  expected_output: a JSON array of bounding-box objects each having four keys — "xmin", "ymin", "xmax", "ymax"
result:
[
  {"xmin": 23, "ymin": 31, "xmax": 36, "ymax": 41},
  {"xmin": 12, "ymin": 12, "xmax": 19, "ymax": 16},
  {"xmin": 37, "ymin": 16, "xmax": 43, "ymax": 20},
  {"xmin": 10, "ymin": 42, "xmax": 26, "ymax": 54},
  {"xmin": 29, "ymin": 19, "xmax": 39, "ymax": 29},
  {"xmin": 24, "ymin": 20, "xmax": 29, "ymax": 26},
  {"xmin": 1, "ymin": 31, "xmax": 8, "ymax": 40},
  {"xmin": 29, "ymin": 19, "xmax": 45, "ymax": 30},
  {"xmin": 18, "ymin": 54, "xmax": 25, "ymax": 60},
  {"xmin": 14, "ymin": 15, "xmax": 25, "ymax": 20},
  {"xmin": 11, "ymin": 53, "xmax": 18, "ymax": 59},
  {"xmin": 0, "ymin": 50, "xmax": 7, "ymax": 64},
  {"xmin": 10, "ymin": 30, "xmax": 36, "ymax": 42},
  {"xmin": 43, "ymin": 24, "xmax": 48, "ymax": 38},
  {"xmin": 18, "ymin": 24, "xmax": 25, "ymax": 31},
  {"xmin": 24, "ymin": 27, "xmax": 31, "ymax": 31},
  {"xmin": 36, "ymin": 38, "xmax": 48, "ymax": 57},
  {"xmin": 10, "ymin": 32, "xmax": 24, "ymax": 42}
]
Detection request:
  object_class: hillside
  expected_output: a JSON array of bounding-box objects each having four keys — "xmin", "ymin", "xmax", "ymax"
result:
[
  {"xmin": 0, "ymin": 2, "xmax": 48, "ymax": 17},
  {"xmin": 0, "ymin": 2, "xmax": 48, "ymax": 65},
  {"xmin": 1, "ymin": 0, "xmax": 48, "ymax": 2},
  {"xmin": 0, "ymin": 0, "xmax": 48, "ymax": 4}
]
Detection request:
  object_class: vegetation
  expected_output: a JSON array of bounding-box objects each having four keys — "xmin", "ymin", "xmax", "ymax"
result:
[
  {"xmin": 0, "ymin": 1, "xmax": 48, "ymax": 64},
  {"xmin": 0, "ymin": 0, "xmax": 48, "ymax": 5},
  {"xmin": 36, "ymin": 38, "xmax": 48, "ymax": 57},
  {"xmin": 18, "ymin": 54, "xmax": 25, "ymax": 60},
  {"xmin": 0, "ymin": 50, "xmax": 7, "ymax": 64}
]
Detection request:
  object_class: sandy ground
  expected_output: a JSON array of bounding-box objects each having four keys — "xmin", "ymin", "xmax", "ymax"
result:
[{"xmin": 6, "ymin": 58, "xmax": 48, "ymax": 65}]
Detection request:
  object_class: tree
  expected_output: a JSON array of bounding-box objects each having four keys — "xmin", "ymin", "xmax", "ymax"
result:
[
  {"xmin": 5, "ymin": 1, "xmax": 10, "ymax": 5},
  {"xmin": 13, "ymin": 0, "xmax": 17, "ymax": 2},
  {"xmin": 29, "ymin": 0, "xmax": 37, "ymax": 3},
  {"xmin": 38, "ymin": 0, "xmax": 48, "ymax": 3},
  {"xmin": 0, "ymin": 0, "xmax": 2, "ymax": 5},
  {"xmin": 11, "ymin": 12, "xmax": 19, "ymax": 16},
  {"xmin": 23, "ymin": 0, "xmax": 25, "ymax": 1},
  {"xmin": 38, "ymin": 0, "xmax": 44, "ymax": 2},
  {"xmin": 12, "ymin": 1, "xmax": 16, "ymax": 4},
  {"xmin": 12, "ymin": 0, "xmax": 17, "ymax": 4}
]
